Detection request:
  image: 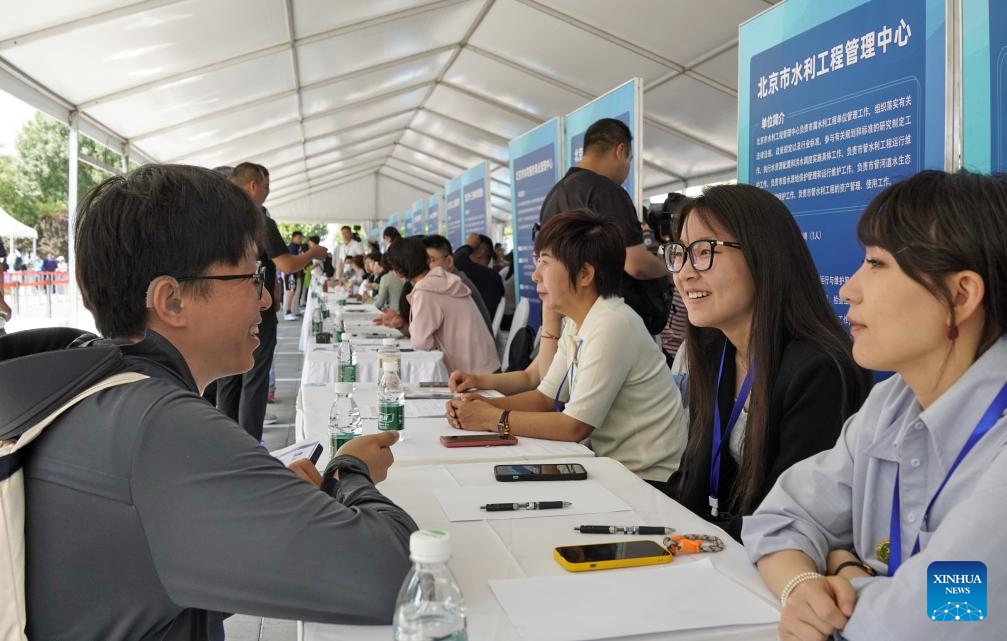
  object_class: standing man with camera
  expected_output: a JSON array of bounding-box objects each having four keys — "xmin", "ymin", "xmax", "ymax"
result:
[{"xmin": 540, "ymin": 118, "xmax": 673, "ymax": 335}]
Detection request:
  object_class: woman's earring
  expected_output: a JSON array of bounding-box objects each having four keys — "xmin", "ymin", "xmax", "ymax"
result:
[{"xmin": 946, "ymin": 324, "xmax": 959, "ymax": 341}]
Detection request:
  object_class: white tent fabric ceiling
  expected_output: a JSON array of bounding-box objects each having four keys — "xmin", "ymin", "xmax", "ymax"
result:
[{"xmin": 0, "ymin": 0, "xmax": 778, "ymax": 223}]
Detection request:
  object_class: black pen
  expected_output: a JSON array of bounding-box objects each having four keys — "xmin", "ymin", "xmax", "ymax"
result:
[
  {"xmin": 574, "ymin": 525, "xmax": 676, "ymax": 535},
  {"xmin": 481, "ymin": 501, "xmax": 571, "ymax": 512}
]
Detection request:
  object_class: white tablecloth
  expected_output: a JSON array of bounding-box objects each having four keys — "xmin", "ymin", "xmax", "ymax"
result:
[
  {"xmin": 298, "ymin": 295, "xmax": 388, "ymax": 351},
  {"xmin": 301, "ymin": 457, "xmax": 778, "ymax": 641},
  {"xmin": 296, "ymin": 383, "xmax": 593, "ymax": 465},
  {"xmin": 301, "ymin": 343, "xmax": 449, "ymax": 385}
]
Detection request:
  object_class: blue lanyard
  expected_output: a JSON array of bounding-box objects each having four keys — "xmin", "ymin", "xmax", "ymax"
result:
[
  {"xmin": 709, "ymin": 343, "xmax": 754, "ymax": 517},
  {"xmin": 554, "ymin": 339, "xmax": 585, "ymax": 412},
  {"xmin": 887, "ymin": 379, "xmax": 1007, "ymax": 576}
]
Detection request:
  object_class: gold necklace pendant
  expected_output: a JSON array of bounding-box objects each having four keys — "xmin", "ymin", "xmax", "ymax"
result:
[{"xmin": 875, "ymin": 538, "xmax": 890, "ymax": 565}]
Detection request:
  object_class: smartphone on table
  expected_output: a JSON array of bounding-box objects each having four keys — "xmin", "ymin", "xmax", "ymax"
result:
[
  {"xmin": 493, "ymin": 463, "xmax": 587, "ymax": 482},
  {"xmin": 439, "ymin": 434, "xmax": 518, "ymax": 447},
  {"xmin": 554, "ymin": 540, "xmax": 672, "ymax": 572}
]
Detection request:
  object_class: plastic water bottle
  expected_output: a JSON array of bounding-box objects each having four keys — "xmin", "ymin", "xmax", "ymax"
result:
[
  {"xmin": 337, "ymin": 340, "xmax": 356, "ymax": 383},
  {"xmin": 378, "ymin": 337, "xmax": 401, "ymax": 377},
  {"xmin": 393, "ymin": 530, "xmax": 467, "ymax": 641},
  {"xmin": 332, "ymin": 303, "xmax": 345, "ymax": 342},
  {"xmin": 311, "ymin": 306, "xmax": 323, "ymax": 335},
  {"xmin": 328, "ymin": 382, "xmax": 361, "ymax": 453},
  {"xmin": 378, "ymin": 360, "xmax": 405, "ymax": 432}
]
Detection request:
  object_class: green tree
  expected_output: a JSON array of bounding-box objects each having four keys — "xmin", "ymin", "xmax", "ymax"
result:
[
  {"xmin": 0, "ymin": 112, "xmax": 125, "ymax": 256},
  {"xmin": 276, "ymin": 223, "xmax": 328, "ymax": 244},
  {"xmin": 15, "ymin": 112, "xmax": 123, "ymax": 205},
  {"xmin": 36, "ymin": 210, "xmax": 68, "ymax": 258}
]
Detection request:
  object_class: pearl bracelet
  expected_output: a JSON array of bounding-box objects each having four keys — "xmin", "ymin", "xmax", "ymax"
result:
[{"xmin": 779, "ymin": 571, "xmax": 824, "ymax": 607}]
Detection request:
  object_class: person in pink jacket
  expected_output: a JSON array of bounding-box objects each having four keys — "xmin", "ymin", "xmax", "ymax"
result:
[{"xmin": 387, "ymin": 236, "xmax": 500, "ymax": 374}]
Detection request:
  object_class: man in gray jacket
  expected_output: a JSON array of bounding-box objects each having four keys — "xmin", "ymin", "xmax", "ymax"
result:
[{"xmin": 1, "ymin": 164, "xmax": 416, "ymax": 641}]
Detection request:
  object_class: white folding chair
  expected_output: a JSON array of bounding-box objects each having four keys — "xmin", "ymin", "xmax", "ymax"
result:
[
  {"xmin": 500, "ymin": 298, "xmax": 530, "ymax": 371},
  {"xmin": 491, "ymin": 298, "xmax": 506, "ymax": 339}
]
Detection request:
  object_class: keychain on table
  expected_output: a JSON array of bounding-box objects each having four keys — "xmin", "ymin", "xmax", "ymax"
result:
[{"xmin": 663, "ymin": 534, "xmax": 725, "ymax": 555}]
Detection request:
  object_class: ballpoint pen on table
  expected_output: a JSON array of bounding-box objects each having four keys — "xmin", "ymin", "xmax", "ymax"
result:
[
  {"xmin": 480, "ymin": 501, "xmax": 571, "ymax": 511},
  {"xmin": 574, "ymin": 525, "xmax": 676, "ymax": 535}
]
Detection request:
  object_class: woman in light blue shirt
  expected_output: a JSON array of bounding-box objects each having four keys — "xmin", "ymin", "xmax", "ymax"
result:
[{"xmin": 743, "ymin": 170, "xmax": 1007, "ymax": 641}]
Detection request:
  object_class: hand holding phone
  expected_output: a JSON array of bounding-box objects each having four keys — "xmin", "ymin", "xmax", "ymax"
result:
[{"xmin": 554, "ymin": 540, "xmax": 672, "ymax": 572}]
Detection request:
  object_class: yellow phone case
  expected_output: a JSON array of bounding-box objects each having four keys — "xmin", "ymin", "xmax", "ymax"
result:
[{"xmin": 553, "ymin": 542, "xmax": 673, "ymax": 572}]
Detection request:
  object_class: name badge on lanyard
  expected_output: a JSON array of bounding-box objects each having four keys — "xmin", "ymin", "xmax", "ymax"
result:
[
  {"xmin": 886, "ymin": 379, "xmax": 1007, "ymax": 575},
  {"xmin": 554, "ymin": 338, "xmax": 585, "ymax": 412},
  {"xmin": 709, "ymin": 343, "xmax": 754, "ymax": 517}
]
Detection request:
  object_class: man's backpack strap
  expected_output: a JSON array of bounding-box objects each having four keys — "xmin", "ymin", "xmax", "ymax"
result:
[
  {"xmin": 1, "ymin": 371, "xmax": 149, "ymax": 469},
  {"xmin": 0, "ymin": 371, "xmax": 147, "ymax": 641}
]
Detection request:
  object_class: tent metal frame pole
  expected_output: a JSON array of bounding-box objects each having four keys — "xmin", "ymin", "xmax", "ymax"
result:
[{"xmin": 67, "ymin": 110, "xmax": 80, "ymax": 327}]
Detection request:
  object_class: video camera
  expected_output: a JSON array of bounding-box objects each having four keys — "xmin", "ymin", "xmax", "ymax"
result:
[{"xmin": 646, "ymin": 193, "xmax": 689, "ymax": 244}]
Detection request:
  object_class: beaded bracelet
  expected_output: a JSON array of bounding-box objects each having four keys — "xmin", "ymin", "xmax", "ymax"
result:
[{"xmin": 779, "ymin": 571, "xmax": 824, "ymax": 607}]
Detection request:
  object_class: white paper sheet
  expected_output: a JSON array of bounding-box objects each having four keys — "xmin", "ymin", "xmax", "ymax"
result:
[
  {"xmin": 368, "ymin": 399, "xmax": 449, "ymax": 418},
  {"xmin": 489, "ymin": 558, "xmax": 779, "ymax": 641},
  {"xmin": 269, "ymin": 440, "xmax": 322, "ymax": 466},
  {"xmin": 433, "ymin": 481, "xmax": 631, "ymax": 521}
]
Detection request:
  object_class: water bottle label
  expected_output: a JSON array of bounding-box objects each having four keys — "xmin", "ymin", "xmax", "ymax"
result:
[
  {"xmin": 332, "ymin": 432, "xmax": 356, "ymax": 451},
  {"xmin": 321, "ymin": 307, "xmax": 330, "ymax": 319},
  {"xmin": 334, "ymin": 330, "xmax": 343, "ymax": 343},
  {"xmin": 339, "ymin": 364, "xmax": 357, "ymax": 383},
  {"xmin": 312, "ymin": 320, "xmax": 323, "ymax": 334},
  {"xmin": 378, "ymin": 402, "xmax": 405, "ymax": 431}
]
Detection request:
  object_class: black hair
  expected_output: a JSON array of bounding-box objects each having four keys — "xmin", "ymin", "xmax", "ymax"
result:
[
  {"xmin": 674, "ymin": 183, "xmax": 870, "ymax": 511},
  {"xmin": 75, "ymin": 164, "xmax": 264, "ymax": 338},
  {"xmin": 231, "ymin": 162, "xmax": 263, "ymax": 186},
  {"xmin": 383, "ymin": 226, "xmax": 403, "ymax": 243},
  {"xmin": 533, "ymin": 209, "xmax": 624, "ymax": 298},
  {"xmin": 290, "ymin": 230, "xmax": 303, "ymax": 239},
  {"xmin": 477, "ymin": 234, "xmax": 494, "ymax": 257},
  {"xmin": 583, "ymin": 118, "xmax": 632, "ymax": 155},
  {"xmin": 422, "ymin": 234, "xmax": 453, "ymax": 256},
  {"xmin": 307, "ymin": 235, "xmax": 321, "ymax": 244},
  {"xmin": 385, "ymin": 236, "xmax": 429, "ymax": 281},
  {"xmin": 857, "ymin": 169, "xmax": 1007, "ymax": 356}
]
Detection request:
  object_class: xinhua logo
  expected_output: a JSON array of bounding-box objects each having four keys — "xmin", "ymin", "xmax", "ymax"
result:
[{"xmin": 927, "ymin": 561, "xmax": 987, "ymax": 621}]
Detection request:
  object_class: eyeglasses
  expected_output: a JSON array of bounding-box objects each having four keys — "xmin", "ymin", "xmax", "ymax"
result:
[
  {"xmin": 663, "ymin": 240, "xmax": 743, "ymax": 273},
  {"xmin": 176, "ymin": 263, "xmax": 266, "ymax": 298}
]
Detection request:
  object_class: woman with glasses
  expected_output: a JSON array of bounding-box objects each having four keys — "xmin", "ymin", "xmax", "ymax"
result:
[
  {"xmin": 660, "ymin": 184, "xmax": 870, "ymax": 540},
  {"xmin": 744, "ymin": 170, "xmax": 1007, "ymax": 641}
]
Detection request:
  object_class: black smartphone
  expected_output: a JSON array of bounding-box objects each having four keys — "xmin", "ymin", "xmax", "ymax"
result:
[{"xmin": 493, "ymin": 463, "xmax": 587, "ymax": 482}]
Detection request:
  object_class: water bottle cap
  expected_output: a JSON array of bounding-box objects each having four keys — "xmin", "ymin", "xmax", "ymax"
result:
[
  {"xmin": 334, "ymin": 382, "xmax": 354, "ymax": 394},
  {"xmin": 409, "ymin": 529, "xmax": 451, "ymax": 563},
  {"xmin": 382, "ymin": 338, "xmax": 397, "ymax": 347},
  {"xmin": 382, "ymin": 360, "xmax": 398, "ymax": 372}
]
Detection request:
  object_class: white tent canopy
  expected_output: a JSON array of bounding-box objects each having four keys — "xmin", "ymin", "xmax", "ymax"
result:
[
  {"xmin": 0, "ymin": 0, "xmax": 778, "ymax": 223},
  {"xmin": 0, "ymin": 205, "xmax": 38, "ymax": 239},
  {"xmin": 0, "ymin": 205, "xmax": 38, "ymax": 261}
]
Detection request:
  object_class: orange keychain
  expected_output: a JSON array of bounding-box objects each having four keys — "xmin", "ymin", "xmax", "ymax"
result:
[{"xmin": 663, "ymin": 534, "xmax": 725, "ymax": 555}]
